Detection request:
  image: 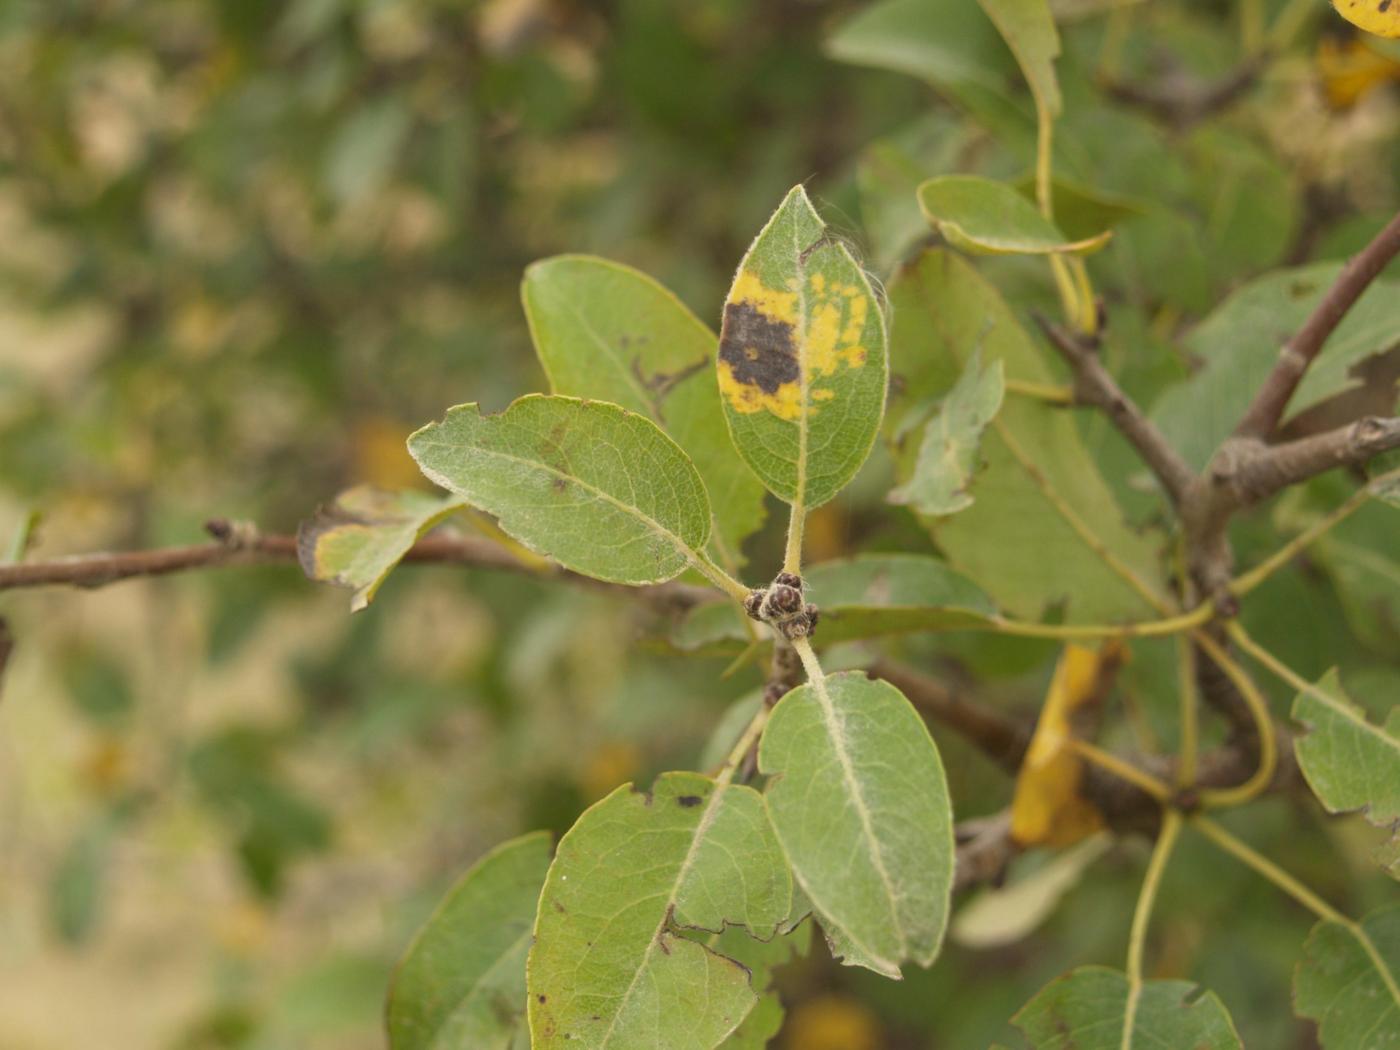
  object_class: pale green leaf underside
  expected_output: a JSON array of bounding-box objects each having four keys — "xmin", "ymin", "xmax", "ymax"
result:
[
  {"xmin": 1013, "ymin": 966, "xmax": 1242, "ymax": 1048},
  {"xmin": 408, "ymin": 395, "xmax": 711, "ymax": 586},
  {"xmin": 1292, "ymin": 670, "xmax": 1400, "ymax": 872},
  {"xmin": 759, "ymin": 671, "xmax": 955, "ymax": 978},
  {"xmin": 1295, "ymin": 905, "xmax": 1400, "ymax": 1050},
  {"xmin": 717, "ymin": 184, "xmax": 888, "ymax": 509},
  {"xmin": 952, "ymin": 834, "xmax": 1109, "ymax": 949},
  {"xmin": 889, "ymin": 352, "xmax": 1005, "ymax": 516},
  {"xmin": 1151, "ymin": 262, "xmax": 1400, "ymax": 471},
  {"xmin": 889, "ymin": 249, "xmax": 1162, "ymax": 622},
  {"xmin": 527, "ymin": 771, "xmax": 792, "ymax": 1050},
  {"xmin": 977, "ymin": 0, "xmax": 1062, "ymax": 116},
  {"xmin": 523, "ymin": 255, "xmax": 765, "ymax": 562},
  {"xmin": 918, "ymin": 176, "xmax": 1110, "ymax": 256},
  {"xmin": 673, "ymin": 553, "xmax": 999, "ymax": 651},
  {"xmin": 297, "ymin": 486, "xmax": 465, "ymax": 611},
  {"xmin": 387, "ymin": 831, "xmax": 551, "ymax": 1050}
]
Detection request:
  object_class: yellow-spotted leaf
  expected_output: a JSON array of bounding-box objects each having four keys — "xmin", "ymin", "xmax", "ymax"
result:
[
  {"xmin": 717, "ymin": 185, "xmax": 888, "ymax": 509},
  {"xmin": 919, "ymin": 176, "xmax": 1111, "ymax": 256},
  {"xmin": 408, "ymin": 395, "xmax": 712, "ymax": 586},
  {"xmin": 297, "ymin": 486, "xmax": 465, "ymax": 611},
  {"xmin": 1010, "ymin": 644, "xmax": 1123, "ymax": 848},
  {"xmin": 1332, "ymin": 0, "xmax": 1400, "ymax": 39}
]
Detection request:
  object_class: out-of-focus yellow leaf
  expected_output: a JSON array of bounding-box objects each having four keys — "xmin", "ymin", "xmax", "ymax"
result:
[
  {"xmin": 1010, "ymin": 642, "xmax": 1123, "ymax": 847},
  {"xmin": 1332, "ymin": 0, "xmax": 1400, "ymax": 40},
  {"xmin": 1317, "ymin": 36, "xmax": 1400, "ymax": 108},
  {"xmin": 352, "ymin": 416, "xmax": 424, "ymax": 490},
  {"xmin": 782, "ymin": 995, "xmax": 882, "ymax": 1050},
  {"xmin": 577, "ymin": 740, "xmax": 641, "ymax": 802}
]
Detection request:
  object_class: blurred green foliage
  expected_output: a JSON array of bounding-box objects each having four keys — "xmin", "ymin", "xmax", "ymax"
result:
[{"xmin": 1, "ymin": 0, "xmax": 1398, "ymax": 1048}]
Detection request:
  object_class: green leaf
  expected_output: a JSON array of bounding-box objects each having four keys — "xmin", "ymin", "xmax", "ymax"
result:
[
  {"xmin": 1008, "ymin": 175, "xmax": 1147, "ymax": 242},
  {"xmin": 976, "ymin": 0, "xmax": 1061, "ymax": 117},
  {"xmin": 698, "ymin": 692, "xmax": 765, "ymax": 772},
  {"xmin": 1151, "ymin": 262, "xmax": 1400, "ymax": 470},
  {"xmin": 1291, "ymin": 670, "xmax": 1400, "ymax": 872},
  {"xmin": 1012, "ymin": 966, "xmax": 1242, "ymax": 1048},
  {"xmin": 759, "ymin": 671, "xmax": 955, "ymax": 978},
  {"xmin": 387, "ymin": 831, "xmax": 551, "ymax": 1050},
  {"xmin": 298, "ymin": 486, "xmax": 465, "ymax": 611},
  {"xmin": 826, "ymin": 0, "xmax": 1034, "ymax": 141},
  {"xmin": 522, "ymin": 255, "xmax": 766, "ymax": 563},
  {"xmin": 717, "ymin": 185, "xmax": 888, "ymax": 510},
  {"xmin": 918, "ymin": 176, "xmax": 1111, "ymax": 256},
  {"xmin": 408, "ymin": 395, "xmax": 711, "ymax": 586},
  {"xmin": 527, "ymin": 771, "xmax": 792, "ymax": 1049},
  {"xmin": 889, "ymin": 351, "xmax": 1005, "ymax": 516},
  {"xmin": 702, "ymin": 924, "xmax": 813, "ymax": 1050},
  {"xmin": 889, "ymin": 249, "xmax": 1163, "ymax": 622},
  {"xmin": 674, "ymin": 554, "xmax": 999, "ymax": 651},
  {"xmin": 1295, "ymin": 905, "xmax": 1400, "ymax": 1050}
]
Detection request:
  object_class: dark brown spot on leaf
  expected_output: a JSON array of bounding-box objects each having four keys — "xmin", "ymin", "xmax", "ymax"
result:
[
  {"xmin": 677, "ymin": 794, "xmax": 703, "ymax": 808},
  {"xmin": 719, "ymin": 301, "xmax": 799, "ymax": 394}
]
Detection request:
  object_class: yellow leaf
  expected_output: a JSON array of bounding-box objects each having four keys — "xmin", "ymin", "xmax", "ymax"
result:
[
  {"xmin": 1332, "ymin": 0, "xmax": 1400, "ymax": 39},
  {"xmin": 782, "ymin": 995, "xmax": 882, "ymax": 1050},
  {"xmin": 1317, "ymin": 36, "xmax": 1400, "ymax": 108},
  {"xmin": 1010, "ymin": 642, "xmax": 1124, "ymax": 847}
]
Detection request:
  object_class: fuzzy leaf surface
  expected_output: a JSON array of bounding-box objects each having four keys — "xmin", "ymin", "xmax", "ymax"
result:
[
  {"xmin": 527, "ymin": 772, "xmax": 791, "ymax": 1050},
  {"xmin": 759, "ymin": 671, "xmax": 954, "ymax": 978},
  {"xmin": 1295, "ymin": 905, "xmax": 1400, "ymax": 1049},
  {"xmin": 408, "ymin": 395, "xmax": 710, "ymax": 586},
  {"xmin": 717, "ymin": 185, "xmax": 887, "ymax": 509},
  {"xmin": 523, "ymin": 255, "xmax": 765, "ymax": 562}
]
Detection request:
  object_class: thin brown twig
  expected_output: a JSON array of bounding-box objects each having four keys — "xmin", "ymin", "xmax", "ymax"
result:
[
  {"xmin": 1234, "ymin": 209, "xmax": 1400, "ymax": 440},
  {"xmin": 1034, "ymin": 313, "xmax": 1195, "ymax": 506},
  {"xmin": 1210, "ymin": 417, "xmax": 1400, "ymax": 505},
  {"xmin": 0, "ymin": 519, "xmax": 714, "ymax": 611}
]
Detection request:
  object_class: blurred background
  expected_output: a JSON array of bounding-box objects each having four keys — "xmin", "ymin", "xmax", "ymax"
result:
[{"xmin": 1, "ymin": 1, "xmax": 1397, "ymax": 1048}]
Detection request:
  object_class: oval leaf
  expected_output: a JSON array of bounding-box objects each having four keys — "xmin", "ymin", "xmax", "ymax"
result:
[
  {"xmin": 717, "ymin": 185, "xmax": 888, "ymax": 510},
  {"xmin": 1295, "ymin": 905, "xmax": 1400, "ymax": 1049},
  {"xmin": 408, "ymin": 395, "xmax": 711, "ymax": 586},
  {"xmin": 1292, "ymin": 670, "xmax": 1400, "ymax": 877},
  {"xmin": 387, "ymin": 831, "xmax": 551, "ymax": 1050},
  {"xmin": 1013, "ymin": 966, "xmax": 1242, "ymax": 1048},
  {"xmin": 1332, "ymin": 0, "xmax": 1400, "ymax": 38},
  {"xmin": 977, "ymin": 0, "xmax": 1062, "ymax": 116},
  {"xmin": 298, "ymin": 486, "xmax": 465, "ymax": 612},
  {"xmin": 759, "ymin": 671, "xmax": 955, "ymax": 978},
  {"xmin": 527, "ymin": 771, "xmax": 792, "ymax": 1050},
  {"xmin": 919, "ymin": 176, "xmax": 1111, "ymax": 256},
  {"xmin": 523, "ymin": 256, "xmax": 766, "ymax": 562}
]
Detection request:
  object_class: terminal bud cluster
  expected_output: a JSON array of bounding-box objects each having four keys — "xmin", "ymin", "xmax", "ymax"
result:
[{"xmin": 743, "ymin": 571, "xmax": 819, "ymax": 640}]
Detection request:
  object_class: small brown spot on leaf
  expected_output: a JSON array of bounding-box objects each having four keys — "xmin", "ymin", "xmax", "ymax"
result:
[{"xmin": 677, "ymin": 794, "xmax": 703, "ymax": 808}]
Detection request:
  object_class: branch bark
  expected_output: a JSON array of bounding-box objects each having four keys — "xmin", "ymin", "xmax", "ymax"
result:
[
  {"xmin": 1035, "ymin": 314, "xmax": 1195, "ymax": 507},
  {"xmin": 1233, "ymin": 210, "xmax": 1400, "ymax": 440},
  {"xmin": 0, "ymin": 519, "xmax": 714, "ymax": 611}
]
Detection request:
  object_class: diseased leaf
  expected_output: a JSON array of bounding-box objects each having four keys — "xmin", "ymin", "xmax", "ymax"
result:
[
  {"xmin": 1151, "ymin": 262, "xmax": 1400, "ymax": 470},
  {"xmin": 408, "ymin": 395, "xmax": 711, "ymax": 586},
  {"xmin": 889, "ymin": 351, "xmax": 1005, "ymax": 516},
  {"xmin": 919, "ymin": 176, "xmax": 1111, "ymax": 256},
  {"xmin": 1291, "ymin": 670, "xmax": 1400, "ymax": 875},
  {"xmin": 298, "ymin": 486, "xmax": 465, "ymax": 612},
  {"xmin": 387, "ymin": 831, "xmax": 551, "ymax": 1050},
  {"xmin": 717, "ymin": 185, "xmax": 888, "ymax": 510},
  {"xmin": 889, "ymin": 249, "xmax": 1164, "ymax": 622},
  {"xmin": 952, "ymin": 834, "xmax": 1109, "ymax": 948},
  {"xmin": 1332, "ymin": 0, "xmax": 1400, "ymax": 39},
  {"xmin": 673, "ymin": 554, "xmax": 999, "ymax": 651},
  {"xmin": 527, "ymin": 771, "xmax": 792, "ymax": 1050},
  {"xmin": 1013, "ymin": 966, "xmax": 1242, "ymax": 1048},
  {"xmin": 759, "ymin": 671, "xmax": 955, "ymax": 978},
  {"xmin": 522, "ymin": 255, "xmax": 765, "ymax": 563},
  {"xmin": 1295, "ymin": 905, "xmax": 1400, "ymax": 1049},
  {"xmin": 976, "ymin": 0, "xmax": 1061, "ymax": 116},
  {"xmin": 1010, "ymin": 644, "xmax": 1120, "ymax": 848}
]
